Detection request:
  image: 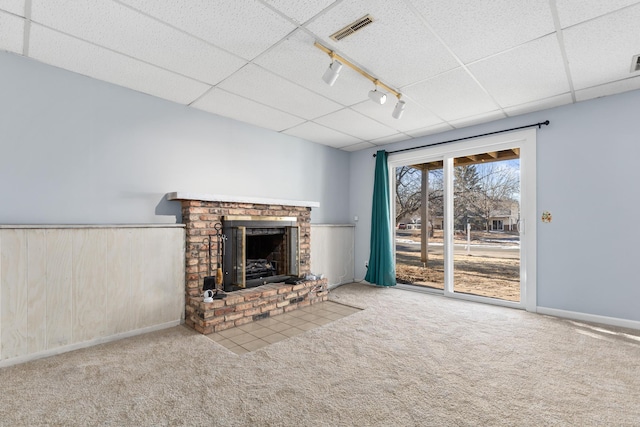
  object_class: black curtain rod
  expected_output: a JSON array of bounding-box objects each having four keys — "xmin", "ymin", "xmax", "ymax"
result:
[{"xmin": 372, "ymin": 120, "xmax": 549, "ymax": 157}]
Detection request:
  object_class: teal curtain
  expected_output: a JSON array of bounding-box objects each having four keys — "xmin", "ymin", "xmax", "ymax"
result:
[{"xmin": 365, "ymin": 150, "xmax": 396, "ymax": 287}]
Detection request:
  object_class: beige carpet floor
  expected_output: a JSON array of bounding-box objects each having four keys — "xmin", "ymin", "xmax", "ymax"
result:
[{"xmin": 1, "ymin": 283, "xmax": 639, "ymax": 426}]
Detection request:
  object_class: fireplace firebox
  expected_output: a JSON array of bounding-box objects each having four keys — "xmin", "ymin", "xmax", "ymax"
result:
[{"xmin": 223, "ymin": 216, "xmax": 300, "ymax": 291}]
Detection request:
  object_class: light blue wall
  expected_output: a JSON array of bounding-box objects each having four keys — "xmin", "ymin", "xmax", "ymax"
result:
[
  {"xmin": 0, "ymin": 52, "xmax": 350, "ymax": 224},
  {"xmin": 4, "ymin": 50, "xmax": 639, "ymax": 323},
  {"xmin": 349, "ymin": 89, "xmax": 640, "ymax": 323}
]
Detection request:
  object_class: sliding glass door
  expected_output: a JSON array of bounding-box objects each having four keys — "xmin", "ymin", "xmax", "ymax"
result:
[
  {"xmin": 390, "ymin": 129, "xmax": 536, "ymax": 310},
  {"xmin": 451, "ymin": 152, "xmax": 521, "ymax": 302}
]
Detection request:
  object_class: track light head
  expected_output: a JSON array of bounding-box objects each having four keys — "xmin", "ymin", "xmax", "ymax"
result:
[
  {"xmin": 392, "ymin": 99, "xmax": 406, "ymax": 119},
  {"xmin": 322, "ymin": 60, "xmax": 343, "ymax": 86},
  {"xmin": 368, "ymin": 89, "xmax": 387, "ymax": 104}
]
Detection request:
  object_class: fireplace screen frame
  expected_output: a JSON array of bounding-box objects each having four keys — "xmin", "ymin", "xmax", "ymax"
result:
[{"xmin": 223, "ymin": 216, "xmax": 300, "ymax": 290}]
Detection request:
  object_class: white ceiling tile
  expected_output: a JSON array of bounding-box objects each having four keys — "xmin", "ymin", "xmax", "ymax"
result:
[
  {"xmin": 405, "ymin": 123, "xmax": 454, "ymax": 138},
  {"xmin": 575, "ymin": 77, "xmax": 640, "ymax": 102},
  {"xmin": 28, "ymin": 24, "xmax": 210, "ymax": 105},
  {"xmin": 468, "ymin": 35, "xmax": 570, "ymax": 108},
  {"xmin": 218, "ymin": 64, "xmax": 343, "ymax": 120},
  {"xmin": 253, "ymin": 29, "xmax": 371, "ymax": 106},
  {"xmin": 314, "ymin": 108, "xmax": 397, "ymax": 140},
  {"xmin": 119, "ymin": 0, "xmax": 296, "ymax": 61},
  {"xmin": 403, "ymin": 68, "xmax": 499, "ymax": 122},
  {"xmin": 0, "ymin": 10, "xmax": 23, "ymax": 54},
  {"xmin": 351, "ymin": 98, "xmax": 443, "ymax": 133},
  {"xmin": 556, "ymin": 0, "xmax": 640, "ymax": 28},
  {"xmin": 284, "ymin": 122, "xmax": 362, "ymax": 148},
  {"xmin": 370, "ymin": 134, "xmax": 412, "ymax": 145},
  {"xmin": 407, "ymin": 0, "xmax": 555, "ymax": 63},
  {"xmin": 563, "ymin": 4, "xmax": 640, "ymax": 90},
  {"xmin": 448, "ymin": 110, "xmax": 507, "ymax": 129},
  {"xmin": 504, "ymin": 93, "xmax": 573, "ymax": 117},
  {"xmin": 306, "ymin": 0, "xmax": 459, "ymax": 86},
  {"xmin": 263, "ymin": 0, "xmax": 337, "ymax": 25},
  {"xmin": 191, "ymin": 88, "xmax": 305, "ymax": 132},
  {"xmin": 0, "ymin": 0, "xmax": 24, "ymax": 16},
  {"xmin": 30, "ymin": 0, "xmax": 246, "ymax": 85},
  {"xmin": 340, "ymin": 141, "xmax": 377, "ymax": 152}
]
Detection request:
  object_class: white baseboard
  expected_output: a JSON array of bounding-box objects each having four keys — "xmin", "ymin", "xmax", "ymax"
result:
[
  {"xmin": 0, "ymin": 320, "xmax": 182, "ymax": 369},
  {"xmin": 536, "ymin": 307, "xmax": 640, "ymax": 331}
]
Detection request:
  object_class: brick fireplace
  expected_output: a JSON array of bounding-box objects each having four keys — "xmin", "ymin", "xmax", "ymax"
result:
[{"xmin": 167, "ymin": 193, "xmax": 328, "ymax": 334}]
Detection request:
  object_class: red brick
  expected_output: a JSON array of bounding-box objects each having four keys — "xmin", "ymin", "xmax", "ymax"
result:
[
  {"xmin": 225, "ymin": 312, "xmax": 244, "ymax": 322},
  {"xmin": 201, "ymin": 299, "xmax": 226, "ymax": 309},
  {"xmin": 235, "ymin": 302, "xmax": 254, "ymax": 311},
  {"xmin": 261, "ymin": 289, "xmax": 278, "ymax": 298},
  {"xmin": 203, "ymin": 316, "xmax": 224, "ymax": 326},
  {"xmin": 277, "ymin": 285, "xmax": 293, "ymax": 294},
  {"xmin": 225, "ymin": 295, "xmax": 245, "ymax": 305},
  {"xmin": 244, "ymin": 292, "xmax": 261, "ymax": 301},
  {"xmin": 214, "ymin": 307, "xmax": 235, "ymax": 316},
  {"xmin": 261, "ymin": 303, "xmax": 277, "ymax": 313},
  {"xmin": 244, "ymin": 308, "xmax": 261, "ymax": 316}
]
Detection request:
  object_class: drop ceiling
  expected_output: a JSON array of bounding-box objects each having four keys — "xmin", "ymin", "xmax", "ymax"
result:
[{"xmin": 2, "ymin": 0, "xmax": 640, "ymax": 151}]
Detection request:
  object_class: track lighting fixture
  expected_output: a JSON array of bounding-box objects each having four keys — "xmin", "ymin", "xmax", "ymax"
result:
[
  {"xmin": 368, "ymin": 87, "xmax": 387, "ymax": 104},
  {"xmin": 322, "ymin": 59, "xmax": 343, "ymax": 86},
  {"xmin": 392, "ymin": 99, "xmax": 406, "ymax": 119},
  {"xmin": 315, "ymin": 41, "xmax": 406, "ymax": 119}
]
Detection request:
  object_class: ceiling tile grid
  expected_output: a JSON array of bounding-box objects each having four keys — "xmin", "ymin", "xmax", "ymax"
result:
[
  {"xmin": 405, "ymin": 123, "xmax": 455, "ymax": 139},
  {"xmin": 217, "ymin": 64, "xmax": 344, "ymax": 120},
  {"xmin": 313, "ymin": 108, "xmax": 397, "ymax": 141},
  {"xmin": 562, "ymin": 4, "xmax": 640, "ymax": 90},
  {"xmin": 340, "ymin": 141, "xmax": 377, "ymax": 152},
  {"xmin": 0, "ymin": 0, "xmax": 24, "ymax": 16},
  {"xmin": 0, "ymin": 10, "xmax": 23, "ymax": 54},
  {"xmin": 192, "ymin": 87, "xmax": 306, "ymax": 132},
  {"xmin": 253, "ymin": 29, "xmax": 373, "ymax": 107},
  {"xmin": 305, "ymin": 0, "xmax": 460, "ymax": 87},
  {"xmin": 350, "ymin": 98, "xmax": 444, "ymax": 133},
  {"xmin": 369, "ymin": 133, "xmax": 414, "ymax": 146},
  {"xmin": 261, "ymin": 0, "xmax": 338, "ymax": 25},
  {"xmin": 283, "ymin": 121, "xmax": 362, "ymax": 148},
  {"xmin": 403, "ymin": 68, "xmax": 500, "ymax": 122},
  {"xmin": 555, "ymin": 0, "xmax": 640, "ymax": 28},
  {"xmin": 407, "ymin": 0, "xmax": 556, "ymax": 64},
  {"xmin": 4, "ymin": 0, "xmax": 640, "ymax": 151},
  {"xmin": 28, "ymin": 24, "xmax": 211, "ymax": 105},
  {"xmin": 30, "ymin": 0, "xmax": 247, "ymax": 86},
  {"xmin": 575, "ymin": 78, "xmax": 640, "ymax": 102},
  {"xmin": 467, "ymin": 34, "xmax": 571, "ymax": 108},
  {"xmin": 118, "ymin": 0, "xmax": 297, "ymax": 61},
  {"xmin": 504, "ymin": 93, "xmax": 573, "ymax": 117},
  {"xmin": 448, "ymin": 110, "xmax": 507, "ymax": 129}
]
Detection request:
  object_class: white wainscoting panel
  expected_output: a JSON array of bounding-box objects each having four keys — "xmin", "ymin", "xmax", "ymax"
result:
[
  {"xmin": 0, "ymin": 225, "xmax": 185, "ymax": 366},
  {"xmin": 310, "ymin": 224, "xmax": 355, "ymax": 288}
]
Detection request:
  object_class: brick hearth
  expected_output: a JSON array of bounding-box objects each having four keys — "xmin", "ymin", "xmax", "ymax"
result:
[{"xmin": 186, "ymin": 279, "xmax": 328, "ymax": 334}]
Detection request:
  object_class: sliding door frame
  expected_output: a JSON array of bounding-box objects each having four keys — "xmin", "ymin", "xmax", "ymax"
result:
[{"xmin": 389, "ymin": 129, "xmax": 537, "ymax": 312}]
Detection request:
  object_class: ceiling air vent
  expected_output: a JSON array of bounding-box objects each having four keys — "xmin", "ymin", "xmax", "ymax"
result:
[
  {"xmin": 330, "ymin": 14, "xmax": 375, "ymax": 41},
  {"xmin": 632, "ymin": 54, "xmax": 640, "ymax": 73}
]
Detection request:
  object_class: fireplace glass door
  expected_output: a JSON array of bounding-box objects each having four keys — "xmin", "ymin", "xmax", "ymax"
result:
[{"xmin": 230, "ymin": 224, "xmax": 300, "ymax": 288}]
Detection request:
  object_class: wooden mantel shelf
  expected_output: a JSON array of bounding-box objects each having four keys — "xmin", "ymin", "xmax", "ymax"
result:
[{"xmin": 166, "ymin": 192, "xmax": 320, "ymax": 208}]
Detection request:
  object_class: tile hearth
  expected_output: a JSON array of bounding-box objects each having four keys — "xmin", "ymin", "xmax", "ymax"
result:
[{"xmin": 205, "ymin": 301, "xmax": 361, "ymax": 354}]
